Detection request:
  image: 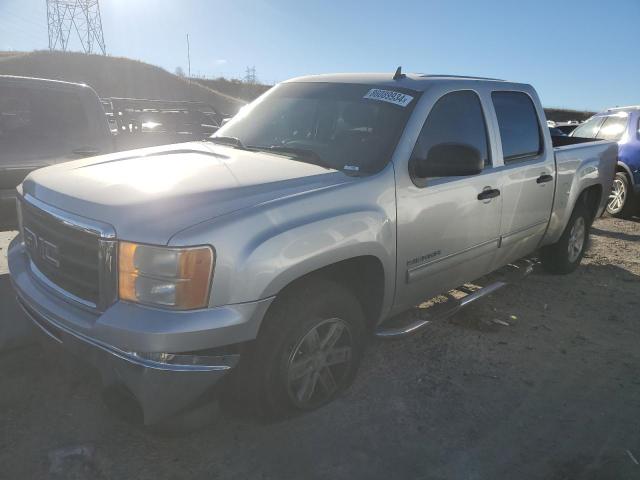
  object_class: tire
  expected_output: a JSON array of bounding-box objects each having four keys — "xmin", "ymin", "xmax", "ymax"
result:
[
  {"xmin": 540, "ymin": 201, "xmax": 590, "ymax": 274},
  {"xmin": 606, "ymin": 172, "xmax": 636, "ymax": 219},
  {"xmin": 234, "ymin": 278, "xmax": 366, "ymax": 419}
]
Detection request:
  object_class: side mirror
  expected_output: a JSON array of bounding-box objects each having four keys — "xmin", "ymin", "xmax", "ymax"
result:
[{"xmin": 413, "ymin": 142, "xmax": 483, "ymax": 178}]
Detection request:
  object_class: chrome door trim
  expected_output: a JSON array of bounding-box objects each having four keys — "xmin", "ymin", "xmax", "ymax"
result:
[
  {"xmin": 500, "ymin": 220, "xmax": 548, "ymax": 244},
  {"xmin": 406, "ymin": 237, "xmax": 500, "ymax": 283}
]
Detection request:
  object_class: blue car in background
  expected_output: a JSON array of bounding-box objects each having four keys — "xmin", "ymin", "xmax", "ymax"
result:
[{"xmin": 571, "ymin": 107, "xmax": 640, "ymax": 218}]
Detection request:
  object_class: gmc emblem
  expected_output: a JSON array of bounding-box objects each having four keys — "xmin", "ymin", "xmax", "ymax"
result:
[{"xmin": 24, "ymin": 227, "xmax": 60, "ymax": 268}]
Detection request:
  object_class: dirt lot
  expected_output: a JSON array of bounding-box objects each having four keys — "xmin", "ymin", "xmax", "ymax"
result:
[{"xmin": 0, "ymin": 217, "xmax": 639, "ymax": 480}]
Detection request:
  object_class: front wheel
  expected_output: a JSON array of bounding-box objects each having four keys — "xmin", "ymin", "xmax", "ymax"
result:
[
  {"xmin": 540, "ymin": 201, "xmax": 590, "ymax": 274},
  {"xmin": 234, "ymin": 279, "xmax": 366, "ymax": 418}
]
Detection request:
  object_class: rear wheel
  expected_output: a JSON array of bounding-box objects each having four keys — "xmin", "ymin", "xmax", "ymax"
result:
[
  {"xmin": 606, "ymin": 172, "xmax": 635, "ymax": 218},
  {"xmin": 235, "ymin": 278, "xmax": 365, "ymax": 418},
  {"xmin": 540, "ymin": 201, "xmax": 590, "ymax": 274}
]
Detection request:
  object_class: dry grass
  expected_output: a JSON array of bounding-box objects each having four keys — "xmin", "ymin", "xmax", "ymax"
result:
[{"xmin": 0, "ymin": 50, "xmax": 245, "ymax": 114}]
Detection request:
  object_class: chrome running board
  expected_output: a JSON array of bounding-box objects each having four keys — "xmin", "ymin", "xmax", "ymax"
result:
[{"xmin": 375, "ymin": 258, "xmax": 535, "ymax": 339}]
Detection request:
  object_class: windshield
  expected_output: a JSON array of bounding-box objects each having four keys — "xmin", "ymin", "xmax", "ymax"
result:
[{"xmin": 214, "ymin": 82, "xmax": 419, "ymax": 174}]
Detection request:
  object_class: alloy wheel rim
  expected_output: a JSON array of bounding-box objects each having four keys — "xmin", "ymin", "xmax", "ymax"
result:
[
  {"xmin": 567, "ymin": 216, "xmax": 586, "ymax": 263},
  {"xmin": 286, "ymin": 317, "xmax": 353, "ymax": 409},
  {"xmin": 607, "ymin": 178, "xmax": 626, "ymax": 213}
]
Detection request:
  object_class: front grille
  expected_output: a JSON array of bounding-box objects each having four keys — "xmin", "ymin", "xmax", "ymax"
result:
[{"xmin": 21, "ymin": 200, "xmax": 101, "ymax": 306}]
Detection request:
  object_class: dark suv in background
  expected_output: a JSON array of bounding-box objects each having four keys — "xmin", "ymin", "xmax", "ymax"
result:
[
  {"xmin": 0, "ymin": 76, "xmax": 227, "ymax": 231},
  {"xmin": 0, "ymin": 75, "xmax": 114, "ymax": 229},
  {"xmin": 571, "ymin": 106, "xmax": 640, "ymax": 218}
]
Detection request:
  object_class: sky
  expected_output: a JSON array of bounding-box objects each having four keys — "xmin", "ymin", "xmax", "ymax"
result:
[{"xmin": 0, "ymin": 0, "xmax": 638, "ymax": 111}]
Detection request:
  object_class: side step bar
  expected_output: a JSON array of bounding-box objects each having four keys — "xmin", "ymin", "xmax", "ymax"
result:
[{"xmin": 375, "ymin": 259, "xmax": 535, "ymax": 339}]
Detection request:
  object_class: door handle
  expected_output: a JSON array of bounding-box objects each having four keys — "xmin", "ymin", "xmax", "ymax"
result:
[
  {"xmin": 477, "ymin": 188, "xmax": 501, "ymax": 200},
  {"xmin": 536, "ymin": 174, "xmax": 553, "ymax": 184}
]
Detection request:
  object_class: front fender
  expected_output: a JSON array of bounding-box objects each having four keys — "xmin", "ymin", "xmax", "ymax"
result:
[
  {"xmin": 618, "ymin": 143, "xmax": 640, "ymax": 189},
  {"xmin": 235, "ymin": 209, "xmax": 394, "ymax": 304},
  {"xmin": 169, "ymin": 165, "xmax": 398, "ymax": 317}
]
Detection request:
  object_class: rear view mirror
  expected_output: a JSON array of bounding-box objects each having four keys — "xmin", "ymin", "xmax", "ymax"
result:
[{"xmin": 413, "ymin": 142, "xmax": 483, "ymax": 178}]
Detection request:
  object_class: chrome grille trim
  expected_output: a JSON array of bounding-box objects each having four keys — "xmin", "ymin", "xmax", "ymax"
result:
[
  {"xmin": 19, "ymin": 194, "xmax": 118, "ymax": 312},
  {"xmin": 30, "ymin": 259, "xmax": 97, "ymax": 309},
  {"xmin": 22, "ymin": 194, "xmax": 116, "ymax": 238}
]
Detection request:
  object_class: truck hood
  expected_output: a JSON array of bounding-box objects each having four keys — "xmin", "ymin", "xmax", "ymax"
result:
[{"xmin": 22, "ymin": 142, "xmax": 351, "ymax": 244}]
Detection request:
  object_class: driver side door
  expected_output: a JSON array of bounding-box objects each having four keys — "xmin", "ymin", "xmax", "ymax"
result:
[{"xmin": 394, "ymin": 89, "xmax": 503, "ymax": 309}]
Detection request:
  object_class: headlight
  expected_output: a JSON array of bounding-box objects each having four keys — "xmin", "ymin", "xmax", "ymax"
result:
[{"xmin": 118, "ymin": 242, "xmax": 214, "ymax": 310}]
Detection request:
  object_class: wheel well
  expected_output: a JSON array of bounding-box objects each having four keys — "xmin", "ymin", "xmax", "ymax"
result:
[
  {"xmin": 271, "ymin": 256, "xmax": 386, "ymax": 330},
  {"xmin": 579, "ymin": 184, "xmax": 602, "ymax": 223},
  {"xmin": 616, "ymin": 164, "xmax": 633, "ymax": 184}
]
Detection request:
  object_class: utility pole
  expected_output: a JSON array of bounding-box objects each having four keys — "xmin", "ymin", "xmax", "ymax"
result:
[{"xmin": 46, "ymin": 0, "xmax": 106, "ymax": 55}]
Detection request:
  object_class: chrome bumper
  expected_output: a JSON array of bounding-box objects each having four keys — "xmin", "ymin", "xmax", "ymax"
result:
[{"xmin": 8, "ymin": 237, "xmax": 274, "ymax": 424}]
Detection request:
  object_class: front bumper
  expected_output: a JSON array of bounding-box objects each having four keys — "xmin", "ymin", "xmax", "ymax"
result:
[{"xmin": 8, "ymin": 237, "xmax": 274, "ymax": 424}]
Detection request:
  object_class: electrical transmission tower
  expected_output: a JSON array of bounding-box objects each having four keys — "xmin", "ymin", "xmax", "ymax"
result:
[
  {"xmin": 46, "ymin": 0, "xmax": 106, "ymax": 55},
  {"xmin": 244, "ymin": 66, "xmax": 257, "ymax": 84}
]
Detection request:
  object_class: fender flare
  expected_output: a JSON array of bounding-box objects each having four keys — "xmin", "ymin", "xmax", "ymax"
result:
[{"xmin": 617, "ymin": 161, "xmax": 634, "ymax": 185}]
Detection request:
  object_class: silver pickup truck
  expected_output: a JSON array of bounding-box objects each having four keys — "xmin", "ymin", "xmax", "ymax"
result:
[{"xmin": 8, "ymin": 72, "xmax": 617, "ymax": 425}]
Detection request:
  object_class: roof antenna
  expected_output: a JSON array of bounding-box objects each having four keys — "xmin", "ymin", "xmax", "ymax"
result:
[{"xmin": 393, "ymin": 66, "xmax": 406, "ymax": 80}]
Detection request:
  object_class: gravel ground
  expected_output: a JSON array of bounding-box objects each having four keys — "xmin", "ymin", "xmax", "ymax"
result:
[{"xmin": 0, "ymin": 217, "xmax": 639, "ymax": 480}]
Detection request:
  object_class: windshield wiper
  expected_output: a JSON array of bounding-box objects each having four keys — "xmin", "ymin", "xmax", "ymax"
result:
[
  {"xmin": 249, "ymin": 145, "xmax": 333, "ymax": 169},
  {"xmin": 207, "ymin": 136, "xmax": 247, "ymax": 149}
]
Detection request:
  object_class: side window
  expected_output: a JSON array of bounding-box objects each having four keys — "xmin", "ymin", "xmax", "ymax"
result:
[
  {"xmin": 492, "ymin": 91, "xmax": 542, "ymax": 163},
  {"xmin": 410, "ymin": 90, "xmax": 490, "ymax": 180},
  {"xmin": 571, "ymin": 116, "xmax": 605, "ymax": 139},
  {"xmin": 595, "ymin": 114, "xmax": 628, "ymax": 141},
  {"xmin": 0, "ymin": 85, "xmax": 32, "ymax": 140},
  {"xmin": 0, "ymin": 85, "xmax": 90, "ymax": 149}
]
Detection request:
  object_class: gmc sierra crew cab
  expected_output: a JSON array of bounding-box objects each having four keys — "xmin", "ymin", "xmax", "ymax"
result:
[{"xmin": 8, "ymin": 72, "xmax": 617, "ymax": 425}]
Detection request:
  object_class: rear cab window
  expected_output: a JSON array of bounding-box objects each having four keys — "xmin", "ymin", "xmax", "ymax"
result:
[
  {"xmin": 410, "ymin": 90, "xmax": 490, "ymax": 184},
  {"xmin": 491, "ymin": 91, "xmax": 542, "ymax": 164}
]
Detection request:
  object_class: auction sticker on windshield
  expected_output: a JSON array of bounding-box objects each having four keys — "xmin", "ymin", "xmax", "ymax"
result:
[{"xmin": 363, "ymin": 89, "xmax": 414, "ymax": 107}]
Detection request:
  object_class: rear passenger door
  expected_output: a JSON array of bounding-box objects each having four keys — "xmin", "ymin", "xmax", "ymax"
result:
[{"xmin": 490, "ymin": 91, "xmax": 555, "ymax": 269}]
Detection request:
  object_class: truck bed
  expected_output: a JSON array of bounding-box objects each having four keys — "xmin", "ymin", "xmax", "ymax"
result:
[
  {"xmin": 543, "ymin": 138, "xmax": 617, "ymax": 245},
  {"xmin": 551, "ymin": 135, "xmax": 600, "ymax": 148}
]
